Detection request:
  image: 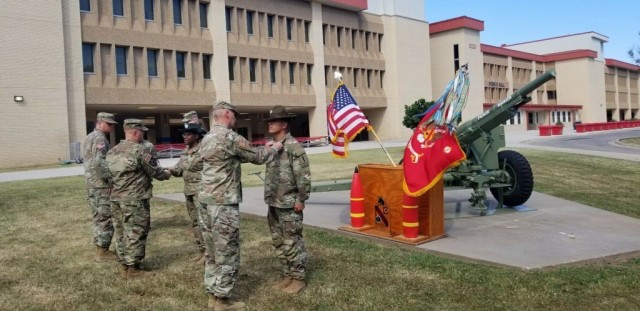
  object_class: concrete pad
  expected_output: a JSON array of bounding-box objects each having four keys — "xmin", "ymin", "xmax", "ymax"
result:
[{"xmin": 156, "ymin": 187, "xmax": 640, "ymax": 270}]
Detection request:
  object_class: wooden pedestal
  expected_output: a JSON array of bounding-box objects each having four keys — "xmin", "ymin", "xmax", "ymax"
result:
[{"xmin": 339, "ymin": 163, "xmax": 446, "ymax": 245}]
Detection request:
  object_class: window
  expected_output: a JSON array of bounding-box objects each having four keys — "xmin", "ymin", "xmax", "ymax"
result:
[
  {"xmin": 199, "ymin": 3, "xmax": 208, "ymax": 28},
  {"xmin": 228, "ymin": 57, "xmax": 235, "ymax": 80},
  {"xmin": 324, "ymin": 66, "xmax": 329, "ymax": 86},
  {"xmin": 176, "ymin": 52, "xmax": 186, "ymax": 78},
  {"xmin": 270, "ymin": 60, "xmax": 277, "ymax": 83},
  {"xmin": 267, "ymin": 15, "xmax": 274, "ymax": 38},
  {"xmin": 173, "ymin": 0, "xmax": 182, "ymax": 25},
  {"xmin": 289, "ymin": 63, "xmax": 295, "ymax": 84},
  {"xmin": 367, "ymin": 69, "xmax": 371, "ymax": 88},
  {"xmin": 304, "ymin": 21, "xmax": 310, "ymax": 43},
  {"xmin": 246, "ymin": 11, "xmax": 254, "ymax": 35},
  {"xmin": 147, "ymin": 49, "xmax": 158, "ymax": 77},
  {"xmin": 249, "ymin": 58, "xmax": 257, "ymax": 82},
  {"xmin": 144, "ymin": 0, "xmax": 154, "ymax": 20},
  {"xmin": 378, "ymin": 34, "xmax": 383, "ymax": 52},
  {"xmin": 286, "ymin": 18, "xmax": 293, "ymax": 41},
  {"xmin": 82, "ymin": 43, "xmax": 94, "ymax": 73},
  {"xmin": 380, "ymin": 71, "xmax": 384, "ymax": 89},
  {"xmin": 453, "ymin": 44, "xmax": 460, "ymax": 73},
  {"xmin": 322, "ymin": 25, "xmax": 327, "ymax": 45},
  {"xmin": 113, "ymin": 0, "xmax": 124, "ymax": 16},
  {"xmin": 351, "ymin": 30, "xmax": 356, "ymax": 49},
  {"xmin": 353, "ymin": 69, "xmax": 358, "ymax": 87},
  {"xmin": 337, "ymin": 27, "xmax": 342, "ymax": 47},
  {"xmin": 225, "ymin": 7, "xmax": 232, "ymax": 32},
  {"xmin": 116, "ymin": 46, "xmax": 127, "ymax": 75},
  {"xmin": 202, "ymin": 54, "xmax": 211, "ymax": 79},
  {"xmin": 306, "ymin": 64, "xmax": 312, "ymax": 85},
  {"xmin": 547, "ymin": 90, "xmax": 557, "ymax": 100},
  {"xmin": 365, "ymin": 31, "xmax": 369, "ymax": 50},
  {"xmin": 80, "ymin": 0, "xmax": 90, "ymax": 12}
]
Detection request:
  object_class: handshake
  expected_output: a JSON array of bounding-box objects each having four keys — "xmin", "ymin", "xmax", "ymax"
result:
[{"xmin": 265, "ymin": 140, "xmax": 283, "ymax": 151}]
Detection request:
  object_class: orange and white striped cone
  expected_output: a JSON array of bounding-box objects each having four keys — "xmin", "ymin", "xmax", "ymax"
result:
[
  {"xmin": 349, "ymin": 167, "xmax": 365, "ymax": 228},
  {"xmin": 402, "ymin": 194, "xmax": 419, "ymax": 238}
]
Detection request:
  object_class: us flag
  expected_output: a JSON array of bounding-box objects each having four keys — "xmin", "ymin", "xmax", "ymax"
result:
[{"xmin": 327, "ymin": 83, "xmax": 370, "ymax": 158}]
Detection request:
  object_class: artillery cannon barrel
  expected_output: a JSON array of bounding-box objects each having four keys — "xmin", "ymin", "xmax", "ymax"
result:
[{"xmin": 456, "ymin": 69, "xmax": 556, "ymax": 145}]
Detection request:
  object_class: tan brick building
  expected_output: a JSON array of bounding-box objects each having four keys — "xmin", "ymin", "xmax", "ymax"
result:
[{"xmin": 2, "ymin": 2, "xmax": 638, "ymax": 169}]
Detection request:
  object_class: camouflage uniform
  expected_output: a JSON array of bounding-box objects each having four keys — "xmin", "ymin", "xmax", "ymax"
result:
[
  {"xmin": 264, "ymin": 133, "xmax": 311, "ymax": 281},
  {"xmin": 200, "ymin": 123, "xmax": 280, "ymax": 299},
  {"xmin": 82, "ymin": 126, "xmax": 114, "ymax": 249},
  {"xmin": 107, "ymin": 136, "xmax": 169, "ymax": 267},
  {"xmin": 170, "ymin": 140, "xmax": 205, "ymax": 252}
]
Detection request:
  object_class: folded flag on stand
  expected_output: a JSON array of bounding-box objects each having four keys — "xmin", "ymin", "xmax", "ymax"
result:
[
  {"xmin": 403, "ymin": 65, "xmax": 470, "ymax": 197},
  {"xmin": 327, "ymin": 81, "xmax": 371, "ymax": 158}
]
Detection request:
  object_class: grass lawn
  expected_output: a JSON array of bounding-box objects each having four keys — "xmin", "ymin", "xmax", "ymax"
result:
[
  {"xmin": 1, "ymin": 148, "xmax": 640, "ymax": 310},
  {"xmin": 619, "ymin": 137, "xmax": 640, "ymax": 147}
]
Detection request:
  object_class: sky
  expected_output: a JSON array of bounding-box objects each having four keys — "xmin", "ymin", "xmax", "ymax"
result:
[{"xmin": 424, "ymin": 0, "xmax": 639, "ymax": 63}]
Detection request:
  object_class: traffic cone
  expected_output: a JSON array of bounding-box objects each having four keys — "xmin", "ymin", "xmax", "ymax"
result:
[
  {"xmin": 402, "ymin": 194, "xmax": 419, "ymax": 238},
  {"xmin": 349, "ymin": 167, "xmax": 365, "ymax": 228}
]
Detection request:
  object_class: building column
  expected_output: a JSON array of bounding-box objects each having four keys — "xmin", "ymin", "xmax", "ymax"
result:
[
  {"xmin": 308, "ymin": 1, "xmax": 327, "ymax": 137},
  {"xmin": 211, "ymin": 0, "xmax": 230, "ymax": 103}
]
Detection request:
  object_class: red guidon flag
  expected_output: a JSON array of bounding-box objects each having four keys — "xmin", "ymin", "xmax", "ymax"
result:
[{"xmin": 402, "ymin": 120, "xmax": 466, "ymax": 197}]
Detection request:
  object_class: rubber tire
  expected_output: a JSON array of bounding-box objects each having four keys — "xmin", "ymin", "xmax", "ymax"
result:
[{"xmin": 489, "ymin": 150, "xmax": 534, "ymax": 207}]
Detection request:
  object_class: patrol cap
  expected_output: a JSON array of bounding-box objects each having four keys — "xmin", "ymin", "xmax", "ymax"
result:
[
  {"xmin": 181, "ymin": 111, "xmax": 198, "ymax": 123},
  {"xmin": 213, "ymin": 101, "xmax": 239, "ymax": 117},
  {"xmin": 179, "ymin": 123, "xmax": 207, "ymax": 135},
  {"xmin": 264, "ymin": 105, "xmax": 295, "ymax": 121},
  {"xmin": 97, "ymin": 112, "xmax": 118, "ymax": 124},
  {"xmin": 123, "ymin": 119, "xmax": 148, "ymax": 131}
]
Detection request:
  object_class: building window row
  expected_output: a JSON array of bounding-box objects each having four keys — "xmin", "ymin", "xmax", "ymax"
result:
[
  {"xmin": 82, "ymin": 42, "xmax": 212, "ymax": 80},
  {"xmin": 228, "ymin": 56, "xmax": 312, "ymax": 85},
  {"xmin": 551, "ymin": 111, "xmax": 572, "ymax": 123},
  {"xmin": 322, "ymin": 24, "xmax": 383, "ymax": 53},
  {"xmin": 484, "ymin": 87, "xmax": 508, "ymax": 103},
  {"xmin": 512, "ymin": 67, "xmax": 532, "ymax": 83},
  {"xmin": 505, "ymin": 111, "xmax": 522, "ymax": 125},
  {"xmin": 82, "ymin": 0, "xmax": 208, "ymax": 28},
  {"xmin": 324, "ymin": 66, "xmax": 385, "ymax": 90},
  {"xmin": 484, "ymin": 63, "xmax": 508, "ymax": 81},
  {"xmin": 225, "ymin": 6, "xmax": 310, "ymax": 43}
]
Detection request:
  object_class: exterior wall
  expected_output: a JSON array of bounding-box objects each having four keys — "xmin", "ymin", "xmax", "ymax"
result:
[
  {"xmin": 0, "ymin": 0, "xmax": 80, "ymax": 168},
  {"xmin": 605, "ymin": 66, "xmax": 640, "ymax": 121},
  {"xmin": 507, "ymin": 32, "xmax": 608, "ymax": 62},
  {"xmin": 555, "ymin": 58, "xmax": 606, "ymax": 122},
  {"xmin": 430, "ymin": 28, "xmax": 484, "ymax": 123}
]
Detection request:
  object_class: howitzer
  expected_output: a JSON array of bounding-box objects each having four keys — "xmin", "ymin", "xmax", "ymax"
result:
[{"xmin": 445, "ymin": 69, "xmax": 557, "ymax": 210}]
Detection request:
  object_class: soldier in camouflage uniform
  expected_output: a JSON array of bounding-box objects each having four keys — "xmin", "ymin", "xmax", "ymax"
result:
[
  {"xmin": 106, "ymin": 119, "xmax": 171, "ymax": 279},
  {"xmin": 81, "ymin": 112, "xmax": 118, "ymax": 263},
  {"xmin": 199, "ymin": 101, "xmax": 283, "ymax": 311},
  {"xmin": 263, "ymin": 106, "xmax": 311, "ymax": 294},
  {"xmin": 168, "ymin": 123, "xmax": 208, "ymax": 263}
]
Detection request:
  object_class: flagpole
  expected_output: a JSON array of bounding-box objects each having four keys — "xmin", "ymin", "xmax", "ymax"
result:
[{"xmin": 369, "ymin": 127, "xmax": 396, "ymax": 167}]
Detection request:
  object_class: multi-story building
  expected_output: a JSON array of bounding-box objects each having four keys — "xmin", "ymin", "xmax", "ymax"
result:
[{"xmin": 1, "ymin": 2, "xmax": 638, "ymax": 169}]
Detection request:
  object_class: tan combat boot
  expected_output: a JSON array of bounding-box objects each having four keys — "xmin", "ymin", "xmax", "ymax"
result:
[
  {"xmin": 283, "ymin": 279, "xmax": 306, "ymax": 294},
  {"xmin": 118, "ymin": 265, "xmax": 129, "ymax": 278},
  {"xmin": 94, "ymin": 246, "xmax": 117, "ymax": 263},
  {"xmin": 272, "ymin": 276, "xmax": 293, "ymax": 290},
  {"xmin": 214, "ymin": 297, "xmax": 245, "ymax": 311},
  {"xmin": 126, "ymin": 265, "xmax": 155, "ymax": 279},
  {"xmin": 206, "ymin": 294, "xmax": 216, "ymax": 311}
]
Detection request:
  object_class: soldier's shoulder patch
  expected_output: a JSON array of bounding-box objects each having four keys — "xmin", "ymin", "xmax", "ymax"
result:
[
  {"xmin": 143, "ymin": 152, "xmax": 152, "ymax": 164},
  {"xmin": 97, "ymin": 142, "xmax": 106, "ymax": 150}
]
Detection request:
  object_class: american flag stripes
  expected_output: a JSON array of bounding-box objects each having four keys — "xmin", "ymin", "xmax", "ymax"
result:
[{"xmin": 327, "ymin": 83, "xmax": 370, "ymax": 158}]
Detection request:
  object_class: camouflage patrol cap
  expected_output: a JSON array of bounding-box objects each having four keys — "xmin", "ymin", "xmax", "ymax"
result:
[
  {"xmin": 213, "ymin": 101, "xmax": 239, "ymax": 116},
  {"xmin": 181, "ymin": 111, "xmax": 198, "ymax": 123},
  {"xmin": 123, "ymin": 119, "xmax": 148, "ymax": 131},
  {"xmin": 97, "ymin": 112, "xmax": 118, "ymax": 124}
]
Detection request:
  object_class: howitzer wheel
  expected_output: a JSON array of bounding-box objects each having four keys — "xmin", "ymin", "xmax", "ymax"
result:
[{"xmin": 490, "ymin": 150, "xmax": 534, "ymax": 206}]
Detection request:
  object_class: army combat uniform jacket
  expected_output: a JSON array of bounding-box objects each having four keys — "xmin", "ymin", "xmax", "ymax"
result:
[
  {"xmin": 82, "ymin": 129, "xmax": 111, "ymax": 189},
  {"xmin": 199, "ymin": 124, "xmax": 280, "ymax": 205},
  {"xmin": 106, "ymin": 139, "xmax": 169, "ymax": 201},
  {"xmin": 264, "ymin": 133, "xmax": 311, "ymax": 208},
  {"xmin": 170, "ymin": 141, "xmax": 203, "ymax": 195}
]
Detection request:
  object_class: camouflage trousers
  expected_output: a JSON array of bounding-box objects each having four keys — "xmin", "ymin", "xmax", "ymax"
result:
[
  {"xmin": 111, "ymin": 199, "xmax": 151, "ymax": 266},
  {"xmin": 86, "ymin": 188, "xmax": 113, "ymax": 249},
  {"xmin": 202, "ymin": 203, "xmax": 240, "ymax": 298},
  {"xmin": 185, "ymin": 194, "xmax": 205, "ymax": 252},
  {"xmin": 268, "ymin": 206, "xmax": 307, "ymax": 280}
]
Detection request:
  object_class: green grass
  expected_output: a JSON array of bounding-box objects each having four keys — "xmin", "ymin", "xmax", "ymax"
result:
[
  {"xmin": 619, "ymin": 137, "xmax": 640, "ymax": 147},
  {"xmin": 1, "ymin": 149, "xmax": 640, "ymax": 310}
]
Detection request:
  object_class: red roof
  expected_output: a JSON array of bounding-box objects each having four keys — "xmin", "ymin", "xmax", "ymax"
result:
[
  {"xmin": 605, "ymin": 58, "xmax": 640, "ymax": 71},
  {"xmin": 481, "ymin": 44, "xmax": 597, "ymax": 63},
  {"xmin": 317, "ymin": 0, "xmax": 367, "ymax": 11},
  {"xmin": 429, "ymin": 16, "xmax": 484, "ymax": 34},
  {"xmin": 483, "ymin": 103, "xmax": 583, "ymax": 111}
]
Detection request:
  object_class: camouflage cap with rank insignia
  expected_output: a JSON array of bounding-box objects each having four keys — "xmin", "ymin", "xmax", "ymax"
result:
[
  {"xmin": 181, "ymin": 111, "xmax": 198, "ymax": 123},
  {"xmin": 96, "ymin": 112, "xmax": 118, "ymax": 124},
  {"xmin": 213, "ymin": 100, "xmax": 239, "ymax": 117},
  {"xmin": 123, "ymin": 119, "xmax": 148, "ymax": 131}
]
